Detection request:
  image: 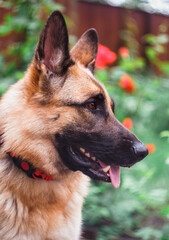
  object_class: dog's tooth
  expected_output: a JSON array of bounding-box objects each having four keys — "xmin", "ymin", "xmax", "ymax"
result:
[
  {"xmin": 103, "ymin": 165, "xmax": 110, "ymax": 173},
  {"xmin": 80, "ymin": 147, "xmax": 85, "ymax": 153},
  {"xmin": 85, "ymin": 152, "xmax": 90, "ymax": 158},
  {"xmin": 91, "ymin": 156, "xmax": 96, "ymax": 161}
]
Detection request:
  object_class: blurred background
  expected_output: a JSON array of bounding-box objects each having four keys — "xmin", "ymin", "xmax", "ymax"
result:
[{"xmin": 0, "ymin": 0, "xmax": 169, "ymax": 239}]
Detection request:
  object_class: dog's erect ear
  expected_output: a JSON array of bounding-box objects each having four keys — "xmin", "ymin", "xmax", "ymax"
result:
[
  {"xmin": 70, "ymin": 29, "xmax": 98, "ymax": 73},
  {"xmin": 35, "ymin": 11, "xmax": 71, "ymax": 74}
]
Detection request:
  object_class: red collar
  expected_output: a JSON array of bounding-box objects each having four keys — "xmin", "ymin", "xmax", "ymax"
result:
[
  {"xmin": 0, "ymin": 136, "xmax": 53, "ymax": 181},
  {"xmin": 7, "ymin": 151, "xmax": 54, "ymax": 181}
]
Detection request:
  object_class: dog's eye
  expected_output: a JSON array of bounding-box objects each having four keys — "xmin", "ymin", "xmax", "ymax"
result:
[{"xmin": 86, "ymin": 102, "xmax": 97, "ymax": 111}]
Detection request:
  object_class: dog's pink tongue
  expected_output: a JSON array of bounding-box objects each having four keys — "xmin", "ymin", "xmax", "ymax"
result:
[
  {"xmin": 99, "ymin": 161, "xmax": 120, "ymax": 188},
  {"xmin": 109, "ymin": 165, "xmax": 120, "ymax": 188}
]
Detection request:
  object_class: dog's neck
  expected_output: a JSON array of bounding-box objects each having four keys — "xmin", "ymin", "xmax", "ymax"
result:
[{"xmin": 0, "ymin": 135, "xmax": 54, "ymax": 181}]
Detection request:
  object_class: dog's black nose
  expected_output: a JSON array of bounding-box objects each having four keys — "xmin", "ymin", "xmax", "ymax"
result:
[{"xmin": 132, "ymin": 142, "xmax": 148, "ymax": 160}]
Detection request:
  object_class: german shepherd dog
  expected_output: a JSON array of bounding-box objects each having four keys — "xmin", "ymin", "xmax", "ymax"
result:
[{"xmin": 0, "ymin": 11, "xmax": 148, "ymax": 240}]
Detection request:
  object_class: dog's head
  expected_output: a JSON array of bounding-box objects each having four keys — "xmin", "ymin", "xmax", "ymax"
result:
[{"xmin": 2, "ymin": 11, "xmax": 148, "ymax": 187}]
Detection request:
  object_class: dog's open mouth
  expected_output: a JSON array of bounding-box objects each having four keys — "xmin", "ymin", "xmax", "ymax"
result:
[
  {"xmin": 57, "ymin": 132, "xmax": 148, "ymax": 189},
  {"xmin": 68, "ymin": 146, "xmax": 121, "ymax": 188}
]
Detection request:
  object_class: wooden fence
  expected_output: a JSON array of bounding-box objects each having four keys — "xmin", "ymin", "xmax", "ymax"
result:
[{"xmin": 0, "ymin": 1, "xmax": 169, "ymax": 59}]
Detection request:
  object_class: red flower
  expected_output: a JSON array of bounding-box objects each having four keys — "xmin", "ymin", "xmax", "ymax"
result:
[
  {"xmin": 119, "ymin": 74, "xmax": 136, "ymax": 94},
  {"xmin": 145, "ymin": 143, "xmax": 156, "ymax": 154},
  {"xmin": 122, "ymin": 118, "xmax": 133, "ymax": 130},
  {"xmin": 119, "ymin": 47, "xmax": 130, "ymax": 58},
  {"xmin": 95, "ymin": 44, "xmax": 117, "ymax": 69}
]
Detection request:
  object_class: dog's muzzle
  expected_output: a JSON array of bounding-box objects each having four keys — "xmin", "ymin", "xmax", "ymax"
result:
[{"xmin": 55, "ymin": 127, "xmax": 148, "ymax": 188}]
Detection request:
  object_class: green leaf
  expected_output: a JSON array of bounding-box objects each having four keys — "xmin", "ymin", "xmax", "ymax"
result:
[
  {"xmin": 144, "ymin": 34, "xmax": 156, "ymax": 45},
  {"xmin": 95, "ymin": 69, "xmax": 109, "ymax": 83},
  {"xmin": 160, "ymin": 131, "xmax": 169, "ymax": 138},
  {"xmin": 135, "ymin": 227, "xmax": 163, "ymax": 240},
  {"xmin": 145, "ymin": 47, "xmax": 157, "ymax": 62},
  {"xmin": 159, "ymin": 62, "xmax": 169, "ymax": 75},
  {"xmin": 0, "ymin": 24, "xmax": 13, "ymax": 36},
  {"xmin": 161, "ymin": 205, "xmax": 169, "ymax": 217},
  {"xmin": 135, "ymin": 58, "xmax": 146, "ymax": 69},
  {"xmin": 120, "ymin": 59, "xmax": 136, "ymax": 71}
]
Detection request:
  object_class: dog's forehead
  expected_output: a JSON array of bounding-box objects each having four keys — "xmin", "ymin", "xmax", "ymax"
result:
[{"xmin": 57, "ymin": 63, "xmax": 111, "ymax": 104}]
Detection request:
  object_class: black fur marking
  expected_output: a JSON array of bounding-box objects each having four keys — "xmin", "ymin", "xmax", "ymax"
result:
[{"xmin": 55, "ymin": 122, "xmax": 148, "ymax": 182}]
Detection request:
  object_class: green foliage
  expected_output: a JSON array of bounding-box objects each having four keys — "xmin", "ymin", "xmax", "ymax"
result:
[
  {"xmin": 83, "ymin": 66, "xmax": 169, "ymax": 238},
  {"xmin": 83, "ymin": 22, "xmax": 169, "ymax": 240},
  {"xmin": 161, "ymin": 131, "xmax": 169, "ymax": 139},
  {"xmin": 119, "ymin": 56, "xmax": 146, "ymax": 72},
  {"xmin": 144, "ymin": 29, "xmax": 169, "ymax": 75},
  {"xmin": 0, "ymin": 0, "xmax": 63, "ymax": 92},
  {"xmin": 134, "ymin": 227, "xmax": 164, "ymax": 240},
  {"xmin": 121, "ymin": 15, "xmax": 169, "ymax": 76}
]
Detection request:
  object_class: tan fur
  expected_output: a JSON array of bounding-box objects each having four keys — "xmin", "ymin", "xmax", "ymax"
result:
[
  {"xmin": 0, "ymin": 11, "xmax": 106, "ymax": 239},
  {"xmin": 0, "ymin": 47, "xmax": 111, "ymax": 239}
]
